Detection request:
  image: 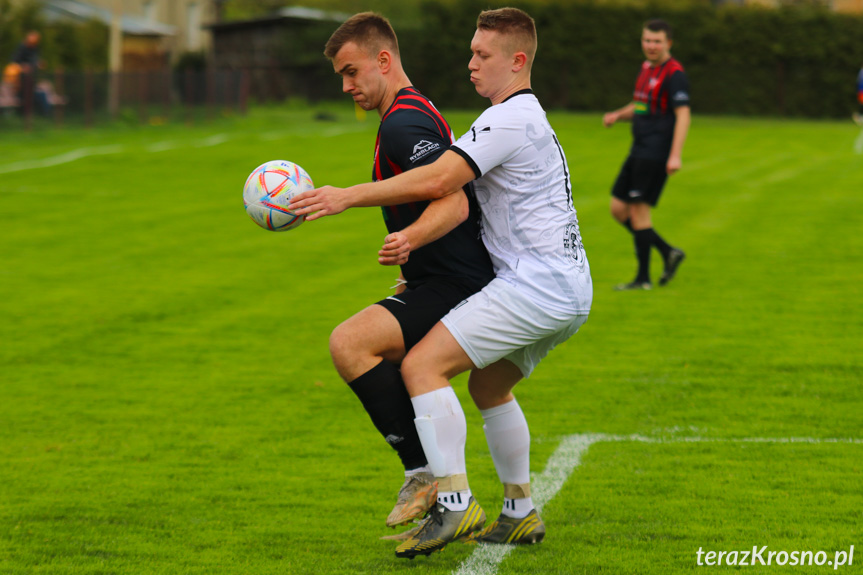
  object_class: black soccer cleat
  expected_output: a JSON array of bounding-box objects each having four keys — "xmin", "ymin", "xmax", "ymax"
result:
[
  {"xmin": 394, "ymin": 498, "xmax": 485, "ymax": 559},
  {"xmin": 659, "ymin": 248, "xmax": 686, "ymax": 286},
  {"xmin": 466, "ymin": 509, "xmax": 545, "ymax": 545}
]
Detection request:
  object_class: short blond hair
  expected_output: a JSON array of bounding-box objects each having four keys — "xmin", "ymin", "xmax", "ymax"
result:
[{"xmin": 476, "ymin": 7, "xmax": 537, "ymax": 66}]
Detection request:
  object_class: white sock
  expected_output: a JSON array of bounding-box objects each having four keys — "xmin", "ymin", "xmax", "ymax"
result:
[
  {"xmin": 437, "ymin": 490, "xmax": 471, "ymax": 511},
  {"xmin": 412, "ymin": 387, "xmax": 470, "ymax": 511},
  {"xmin": 481, "ymin": 399, "xmax": 532, "ymax": 518},
  {"xmin": 503, "ymin": 496, "xmax": 535, "ymax": 519}
]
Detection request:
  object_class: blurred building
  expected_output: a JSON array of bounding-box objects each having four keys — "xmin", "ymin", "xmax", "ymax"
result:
[
  {"xmin": 207, "ymin": 6, "xmax": 347, "ymax": 101},
  {"xmin": 74, "ymin": 0, "xmax": 220, "ymax": 55},
  {"xmin": 10, "ymin": 0, "xmax": 224, "ymax": 68}
]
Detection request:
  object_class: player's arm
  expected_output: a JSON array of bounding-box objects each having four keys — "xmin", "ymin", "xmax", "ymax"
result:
[
  {"xmin": 667, "ymin": 105, "xmax": 690, "ymax": 174},
  {"xmin": 289, "ymin": 150, "xmax": 474, "ymax": 221},
  {"xmin": 378, "ymin": 191, "xmax": 469, "ymax": 266},
  {"xmin": 603, "ymin": 102, "xmax": 637, "ymax": 127}
]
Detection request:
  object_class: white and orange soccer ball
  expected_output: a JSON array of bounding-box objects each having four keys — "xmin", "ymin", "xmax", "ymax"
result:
[{"xmin": 243, "ymin": 160, "xmax": 314, "ymax": 231}]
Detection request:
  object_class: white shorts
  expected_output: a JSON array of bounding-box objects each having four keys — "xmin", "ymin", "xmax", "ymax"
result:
[{"xmin": 441, "ymin": 277, "xmax": 588, "ymax": 378}]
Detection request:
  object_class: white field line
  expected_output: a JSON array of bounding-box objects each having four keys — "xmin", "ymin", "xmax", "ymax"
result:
[
  {"xmin": 147, "ymin": 141, "xmax": 178, "ymax": 153},
  {"xmin": 0, "ymin": 134, "xmax": 230, "ymax": 181},
  {"xmin": 194, "ymin": 133, "xmax": 229, "ymax": 147},
  {"xmin": 452, "ymin": 433, "xmax": 862, "ymax": 575},
  {"xmin": 0, "ymin": 133, "xmax": 232, "ymax": 179},
  {"xmin": 0, "ymin": 123, "xmax": 364, "ymax": 177},
  {"xmin": 854, "ymin": 129, "xmax": 863, "ymax": 155},
  {"xmin": 0, "ymin": 145, "xmax": 123, "ymax": 175},
  {"xmin": 454, "ymin": 434, "xmax": 596, "ymax": 575}
]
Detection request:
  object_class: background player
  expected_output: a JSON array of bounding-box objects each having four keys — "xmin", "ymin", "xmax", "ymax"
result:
[
  {"xmin": 854, "ymin": 63, "xmax": 863, "ymax": 125},
  {"xmin": 320, "ymin": 12, "xmax": 494, "ymax": 534},
  {"xmin": 291, "ymin": 7, "xmax": 591, "ymax": 558},
  {"xmin": 603, "ymin": 18, "xmax": 690, "ymax": 290}
]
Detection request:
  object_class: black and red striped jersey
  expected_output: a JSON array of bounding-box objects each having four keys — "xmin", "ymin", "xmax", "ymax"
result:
[
  {"xmin": 373, "ymin": 86, "xmax": 493, "ymax": 290},
  {"xmin": 630, "ymin": 57, "xmax": 690, "ymax": 160}
]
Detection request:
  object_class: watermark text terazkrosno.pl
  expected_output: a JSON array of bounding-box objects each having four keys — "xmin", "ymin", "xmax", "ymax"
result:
[{"xmin": 696, "ymin": 546, "xmax": 854, "ymax": 569}]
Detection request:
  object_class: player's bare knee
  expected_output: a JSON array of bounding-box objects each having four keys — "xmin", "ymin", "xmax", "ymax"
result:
[
  {"xmin": 400, "ymin": 350, "xmax": 434, "ymax": 396},
  {"xmin": 329, "ymin": 322, "xmax": 360, "ymax": 372},
  {"xmin": 399, "ymin": 351, "xmax": 420, "ymax": 389}
]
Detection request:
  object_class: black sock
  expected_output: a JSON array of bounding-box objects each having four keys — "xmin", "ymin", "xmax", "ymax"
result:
[
  {"xmin": 634, "ymin": 229, "xmax": 652, "ymax": 283},
  {"xmin": 348, "ymin": 360, "xmax": 427, "ymax": 470},
  {"xmin": 649, "ymin": 228, "xmax": 673, "ymax": 260}
]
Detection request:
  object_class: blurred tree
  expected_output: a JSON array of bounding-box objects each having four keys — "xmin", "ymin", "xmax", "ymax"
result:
[
  {"xmin": 79, "ymin": 19, "xmax": 109, "ymax": 71},
  {"xmin": 223, "ymin": 0, "xmax": 424, "ymax": 26},
  {"xmin": 0, "ymin": 0, "xmax": 13, "ymax": 59},
  {"xmin": 175, "ymin": 50, "xmax": 207, "ymax": 71},
  {"xmin": 48, "ymin": 21, "xmax": 83, "ymax": 70}
]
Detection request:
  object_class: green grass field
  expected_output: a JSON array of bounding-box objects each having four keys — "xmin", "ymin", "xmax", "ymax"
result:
[{"xmin": 1, "ymin": 103, "xmax": 861, "ymax": 574}]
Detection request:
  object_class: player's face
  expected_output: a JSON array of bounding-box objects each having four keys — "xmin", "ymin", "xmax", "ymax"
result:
[
  {"xmin": 332, "ymin": 41, "xmax": 386, "ymax": 112},
  {"xmin": 468, "ymin": 29, "xmax": 517, "ymax": 104},
  {"xmin": 641, "ymin": 29, "xmax": 672, "ymax": 66}
]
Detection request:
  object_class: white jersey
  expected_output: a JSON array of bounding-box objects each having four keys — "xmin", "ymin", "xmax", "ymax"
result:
[{"xmin": 450, "ymin": 90, "xmax": 592, "ymax": 314}]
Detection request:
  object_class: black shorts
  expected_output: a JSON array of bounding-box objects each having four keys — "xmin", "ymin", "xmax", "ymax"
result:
[
  {"xmin": 376, "ymin": 278, "xmax": 479, "ymax": 351},
  {"xmin": 611, "ymin": 155, "xmax": 668, "ymax": 207}
]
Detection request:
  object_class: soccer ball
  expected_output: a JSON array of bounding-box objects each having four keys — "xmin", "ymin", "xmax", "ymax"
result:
[{"xmin": 243, "ymin": 160, "xmax": 314, "ymax": 231}]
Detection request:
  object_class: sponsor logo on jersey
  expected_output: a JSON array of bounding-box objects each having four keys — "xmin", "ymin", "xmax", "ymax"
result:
[
  {"xmin": 526, "ymin": 122, "xmax": 553, "ymax": 150},
  {"xmin": 673, "ymin": 90, "xmax": 689, "ymax": 102},
  {"xmin": 563, "ymin": 222, "xmax": 587, "ymax": 270},
  {"xmin": 409, "ymin": 139, "xmax": 440, "ymax": 162}
]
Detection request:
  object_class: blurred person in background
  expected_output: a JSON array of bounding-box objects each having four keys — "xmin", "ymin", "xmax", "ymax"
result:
[
  {"xmin": 854, "ymin": 64, "xmax": 863, "ymax": 126},
  {"xmin": 10, "ymin": 30, "xmax": 44, "ymax": 76},
  {"xmin": 603, "ymin": 19, "xmax": 690, "ymax": 291},
  {"xmin": 4, "ymin": 30, "xmax": 62, "ymax": 116}
]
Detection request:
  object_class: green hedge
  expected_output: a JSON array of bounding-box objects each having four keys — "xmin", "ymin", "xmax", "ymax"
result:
[
  {"xmin": 400, "ymin": 1, "xmax": 863, "ymax": 118},
  {"xmin": 1, "ymin": 0, "xmax": 108, "ymax": 73}
]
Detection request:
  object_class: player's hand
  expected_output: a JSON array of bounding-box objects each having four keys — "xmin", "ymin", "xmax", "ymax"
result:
[
  {"xmin": 667, "ymin": 156, "xmax": 682, "ymax": 175},
  {"xmin": 602, "ymin": 112, "xmax": 617, "ymax": 127},
  {"xmin": 289, "ymin": 186, "xmax": 350, "ymax": 221},
  {"xmin": 379, "ymin": 232, "xmax": 410, "ymax": 266}
]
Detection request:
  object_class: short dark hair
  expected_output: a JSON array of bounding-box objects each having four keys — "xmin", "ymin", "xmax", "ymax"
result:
[
  {"xmin": 477, "ymin": 7, "xmax": 537, "ymax": 65},
  {"xmin": 644, "ymin": 19, "xmax": 672, "ymax": 40},
  {"xmin": 324, "ymin": 12, "xmax": 399, "ymax": 60}
]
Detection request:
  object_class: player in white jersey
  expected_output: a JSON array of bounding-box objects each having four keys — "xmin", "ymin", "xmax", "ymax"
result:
[{"xmin": 290, "ymin": 7, "xmax": 591, "ymax": 558}]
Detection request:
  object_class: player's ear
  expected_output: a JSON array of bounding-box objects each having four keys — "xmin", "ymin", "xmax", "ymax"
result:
[
  {"xmin": 378, "ymin": 50, "xmax": 392, "ymax": 74},
  {"xmin": 512, "ymin": 52, "xmax": 527, "ymax": 73}
]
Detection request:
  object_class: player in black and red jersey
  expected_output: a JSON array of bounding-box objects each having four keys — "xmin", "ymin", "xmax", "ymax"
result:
[
  {"xmin": 320, "ymin": 12, "xmax": 494, "ymax": 533},
  {"xmin": 604, "ymin": 19, "xmax": 690, "ymax": 290}
]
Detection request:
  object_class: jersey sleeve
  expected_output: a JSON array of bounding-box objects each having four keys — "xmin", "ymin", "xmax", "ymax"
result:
[
  {"xmin": 667, "ymin": 70, "xmax": 691, "ymax": 109},
  {"xmin": 379, "ymin": 110, "xmax": 449, "ymax": 172},
  {"xmin": 450, "ymin": 108, "xmax": 520, "ymax": 179}
]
